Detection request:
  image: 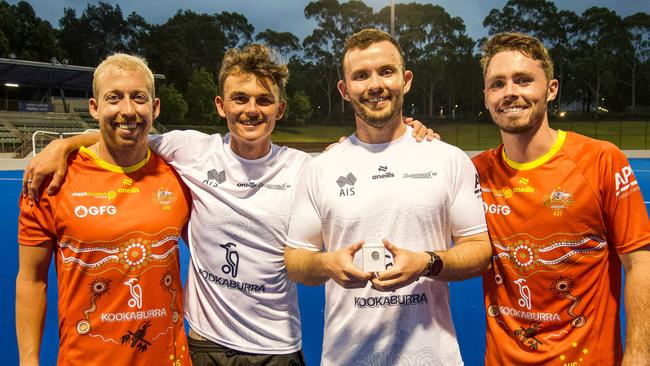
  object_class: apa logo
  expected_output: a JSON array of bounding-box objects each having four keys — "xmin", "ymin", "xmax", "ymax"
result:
[
  {"xmin": 483, "ymin": 202, "xmax": 511, "ymax": 216},
  {"xmin": 74, "ymin": 205, "xmax": 117, "ymax": 218},
  {"xmin": 614, "ymin": 165, "xmax": 638, "ymax": 197},
  {"xmin": 474, "ymin": 174, "xmax": 481, "ymax": 195}
]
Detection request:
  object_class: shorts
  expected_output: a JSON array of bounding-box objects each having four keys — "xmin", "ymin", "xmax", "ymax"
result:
[{"xmin": 188, "ymin": 334, "xmax": 306, "ymax": 366}]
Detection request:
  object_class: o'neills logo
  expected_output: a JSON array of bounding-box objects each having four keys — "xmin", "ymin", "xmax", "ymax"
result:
[
  {"xmin": 513, "ymin": 186, "xmax": 535, "ymax": 193},
  {"xmin": 101, "ymin": 307, "xmax": 167, "ymax": 323},
  {"xmin": 495, "ymin": 306, "xmax": 561, "ymax": 322},
  {"xmin": 372, "ymin": 172, "xmax": 395, "ymax": 180},
  {"xmin": 199, "ymin": 268, "xmax": 266, "ymax": 293},
  {"xmin": 354, "ymin": 293, "xmax": 428, "ymax": 308}
]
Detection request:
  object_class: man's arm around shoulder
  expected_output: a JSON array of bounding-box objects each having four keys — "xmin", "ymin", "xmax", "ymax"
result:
[{"xmin": 16, "ymin": 241, "xmax": 54, "ymax": 366}]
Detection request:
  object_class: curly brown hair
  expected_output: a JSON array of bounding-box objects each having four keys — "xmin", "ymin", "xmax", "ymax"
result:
[
  {"xmin": 481, "ymin": 32, "xmax": 554, "ymax": 82},
  {"xmin": 218, "ymin": 44, "xmax": 289, "ymax": 99}
]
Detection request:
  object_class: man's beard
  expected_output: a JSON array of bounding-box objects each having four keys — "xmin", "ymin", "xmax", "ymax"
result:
[
  {"xmin": 350, "ymin": 92, "xmax": 403, "ymax": 129},
  {"xmin": 493, "ymin": 97, "xmax": 548, "ymax": 134}
]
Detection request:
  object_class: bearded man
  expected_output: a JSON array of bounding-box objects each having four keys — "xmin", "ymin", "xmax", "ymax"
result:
[{"xmin": 284, "ymin": 28, "xmax": 492, "ymax": 366}]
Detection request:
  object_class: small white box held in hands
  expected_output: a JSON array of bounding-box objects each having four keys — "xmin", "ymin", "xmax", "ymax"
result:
[{"xmin": 362, "ymin": 243, "xmax": 387, "ymax": 272}]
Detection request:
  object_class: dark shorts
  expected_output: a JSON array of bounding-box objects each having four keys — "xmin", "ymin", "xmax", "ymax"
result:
[{"xmin": 188, "ymin": 337, "xmax": 307, "ymax": 366}]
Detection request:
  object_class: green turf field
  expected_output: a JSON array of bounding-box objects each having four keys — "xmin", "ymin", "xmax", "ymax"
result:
[{"xmin": 167, "ymin": 120, "xmax": 650, "ymax": 151}]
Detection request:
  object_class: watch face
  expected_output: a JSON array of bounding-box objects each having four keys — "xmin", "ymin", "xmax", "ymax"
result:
[{"xmin": 431, "ymin": 252, "xmax": 443, "ymax": 276}]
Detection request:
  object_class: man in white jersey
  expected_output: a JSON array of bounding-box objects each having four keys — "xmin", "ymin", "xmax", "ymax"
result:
[
  {"xmin": 285, "ymin": 29, "xmax": 493, "ymax": 365},
  {"xmin": 22, "ymin": 43, "xmax": 435, "ymax": 366}
]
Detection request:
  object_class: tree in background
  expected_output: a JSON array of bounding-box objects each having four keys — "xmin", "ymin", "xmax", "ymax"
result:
[
  {"xmin": 59, "ymin": 2, "xmax": 141, "ymax": 66},
  {"xmin": 157, "ymin": 83, "xmax": 188, "ymax": 125},
  {"xmin": 185, "ymin": 67, "xmax": 218, "ymax": 125},
  {"xmin": 285, "ymin": 90, "xmax": 313, "ymax": 126},
  {"xmin": 376, "ymin": 2, "xmax": 476, "ymax": 119},
  {"xmin": 483, "ymin": 0, "xmax": 583, "ymax": 113},
  {"xmin": 620, "ymin": 13, "xmax": 650, "ymax": 111},
  {"xmin": 255, "ymin": 29, "xmax": 302, "ymax": 59},
  {"xmin": 303, "ymin": 0, "xmax": 373, "ymax": 118},
  {"xmin": 0, "ymin": 1, "xmax": 64, "ymax": 61},
  {"xmin": 3, "ymin": 0, "xmax": 649, "ymax": 123},
  {"xmin": 573, "ymin": 7, "xmax": 626, "ymax": 114}
]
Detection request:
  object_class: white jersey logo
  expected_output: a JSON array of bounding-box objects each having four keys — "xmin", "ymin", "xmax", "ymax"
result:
[
  {"xmin": 124, "ymin": 278, "xmax": 143, "ymax": 309},
  {"xmin": 514, "ymin": 278, "xmax": 532, "ymax": 310}
]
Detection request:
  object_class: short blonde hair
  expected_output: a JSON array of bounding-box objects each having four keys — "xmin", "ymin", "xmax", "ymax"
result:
[
  {"xmin": 93, "ymin": 53, "xmax": 155, "ymax": 99},
  {"xmin": 481, "ymin": 32, "xmax": 554, "ymax": 82}
]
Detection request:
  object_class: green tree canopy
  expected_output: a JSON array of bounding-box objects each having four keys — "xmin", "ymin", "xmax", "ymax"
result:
[
  {"xmin": 0, "ymin": 1, "xmax": 64, "ymax": 61},
  {"xmin": 157, "ymin": 83, "xmax": 189, "ymax": 125},
  {"xmin": 185, "ymin": 67, "xmax": 218, "ymax": 124}
]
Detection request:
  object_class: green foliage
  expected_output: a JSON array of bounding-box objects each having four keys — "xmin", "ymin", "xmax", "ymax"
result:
[
  {"xmin": 142, "ymin": 10, "xmax": 254, "ymax": 96},
  {"xmin": 285, "ymin": 90, "xmax": 314, "ymax": 126},
  {"xmin": 185, "ymin": 67, "xmax": 218, "ymax": 125},
  {"xmin": 255, "ymin": 29, "xmax": 301, "ymax": 58},
  {"xmin": 0, "ymin": 1, "xmax": 64, "ymax": 61},
  {"xmin": 59, "ymin": 2, "xmax": 140, "ymax": 66},
  {"xmin": 157, "ymin": 83, "xmax": 188, "ymax": 125},
  {"xmin": 2, "ymin": 0, "xmax": 649, "ymax": 121}
]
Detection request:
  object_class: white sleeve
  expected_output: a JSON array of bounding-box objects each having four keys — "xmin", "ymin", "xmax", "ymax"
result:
[
  {"xmin": 448, "ymin": 150, "xmax": 487, "ymax": 237},
  {"xmin": 148, "ymin": 130, "xmax": 193, "ymax": 162},
  {"xmin": 287, "ymin": 161, "xmax": 324, "ymax": 252},
  {"xmin": 148, "ymin": 130, "xmax": 214, "ymax": 166}
]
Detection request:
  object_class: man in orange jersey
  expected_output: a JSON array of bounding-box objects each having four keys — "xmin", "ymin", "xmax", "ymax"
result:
[
  {"xmin": 473, "ymin": 32, "xmax": 650, "ymax": 365},
  {"xmin": 16, "ymin": 54, "xmax": 191, "ymax": 365}
]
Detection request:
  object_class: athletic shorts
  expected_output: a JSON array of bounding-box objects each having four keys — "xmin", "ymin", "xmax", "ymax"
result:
[{"xmin": 188, "ymin": 335, "xmax": 306, "ymax": 366}]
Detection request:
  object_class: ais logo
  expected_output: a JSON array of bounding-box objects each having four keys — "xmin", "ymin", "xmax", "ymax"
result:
[{"xmin": 74, "ymin": 205, "xmax": 117, "ymax": 218}]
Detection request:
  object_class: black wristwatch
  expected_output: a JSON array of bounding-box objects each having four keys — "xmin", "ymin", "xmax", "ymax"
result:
[{"xmin": 424, "ymin": 251, "xmax": 443, "ymax": 277}]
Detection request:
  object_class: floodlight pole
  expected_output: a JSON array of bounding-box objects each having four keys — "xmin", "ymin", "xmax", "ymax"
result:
[{"xmin": 390, "ymin": 0, "xmax": 395, "ymax": 35}]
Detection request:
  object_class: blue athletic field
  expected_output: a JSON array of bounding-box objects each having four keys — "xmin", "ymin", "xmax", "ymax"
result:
[{"xmin": 1, "ymin": 158, "xmax": 649, "ymax": 365}]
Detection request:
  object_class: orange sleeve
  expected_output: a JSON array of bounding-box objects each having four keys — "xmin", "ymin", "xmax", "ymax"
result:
[
  {"xmin": 17, "ymin": 194, "xmax": 57, "ymax": 246},
  {"xmin": 599, "ymin": 144, "xmax": 650, "ymax": 253}
]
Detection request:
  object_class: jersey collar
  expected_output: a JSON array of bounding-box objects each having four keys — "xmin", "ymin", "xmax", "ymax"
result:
[
  {"xmin": 501, "ymin": 130, "xmax": 566, "ymax": 171},
  {"xmin": 80, "ymin": 145, "xmax": 151, "ymax": 173}
]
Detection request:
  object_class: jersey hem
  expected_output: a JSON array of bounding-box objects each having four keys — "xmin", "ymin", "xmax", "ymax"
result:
[{"xmin": 186, "ymin": 321, "xmax": 302, "ymax": 355}]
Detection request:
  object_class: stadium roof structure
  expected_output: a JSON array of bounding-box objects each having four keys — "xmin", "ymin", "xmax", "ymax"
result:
[{"xmin": 0, "ymin": 57, "xmax": 165, "ymax": 91}]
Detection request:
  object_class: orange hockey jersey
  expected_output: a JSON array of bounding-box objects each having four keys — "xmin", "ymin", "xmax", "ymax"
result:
[
  {"xmin": 473, "ymin": 131, "xmax": 650, "ymax": 365},
  {"xmin": 19, "ymin": 147, "xmax": 191, "ymax": 365}
]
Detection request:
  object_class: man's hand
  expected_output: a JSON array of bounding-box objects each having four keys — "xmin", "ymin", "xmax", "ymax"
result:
[
  {"xmin": 22, "ymin": 139, "xmax": 71, "ymax": 201},
  {"xmin": 370, "ymin": 239, "xmax": 430, "ymax": 292},
  {"xmin": 22, "ymin": 132, "xmax": 99, "ymax": 201},
  {"xmin": 321, "ymin": 241, "xmax": 373, "ymax": 288},
  {"xmin": 404, "ymin": 117, "xmax": 440, "ymax": 142}
]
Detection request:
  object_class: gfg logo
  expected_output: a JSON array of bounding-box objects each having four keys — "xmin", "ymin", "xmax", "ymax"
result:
[
  {"xmin": 483, "ymin": 202, "xmax": 511, "ymax": 216},
  {"xmin": 74, "ymin": 205, "xmax": 117, "ymax": 218}
]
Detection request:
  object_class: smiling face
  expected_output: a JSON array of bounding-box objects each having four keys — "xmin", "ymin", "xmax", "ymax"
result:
[
  {"xmin": 215, "ymin": 72, "xmax": 285, "ymax": 159},
  {"xmin": 338, "ymin": 40, "xmax": 413, "ymax": 130},
  {"xmin": 483, "ymin": 50, "xmax": 558, "ymax": 134},
  {"xmin": 89, "ymin": 66, "xmax": 159, "ymax": 165}
]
